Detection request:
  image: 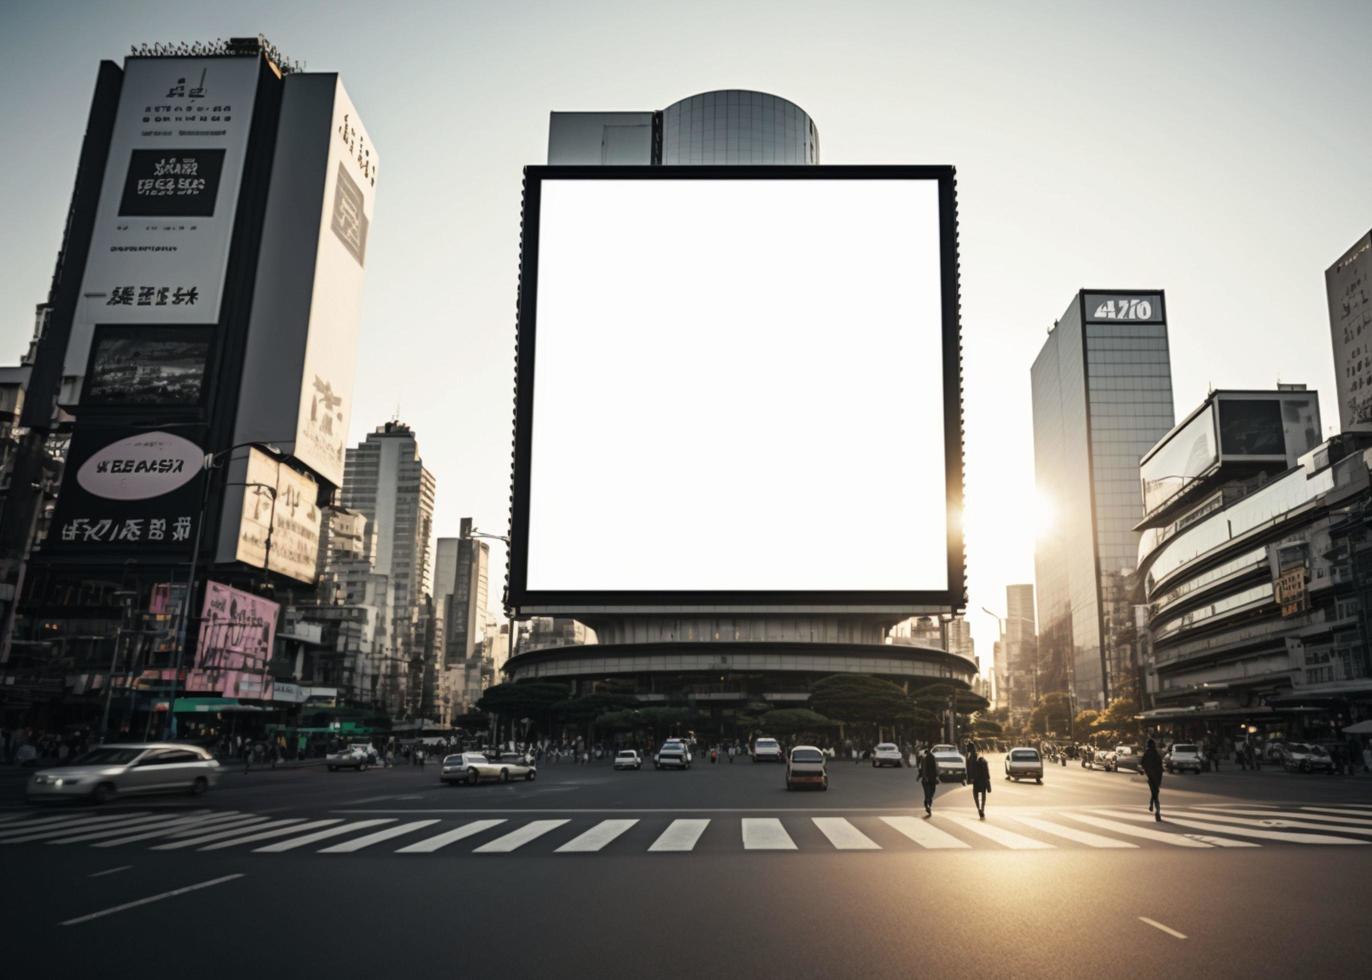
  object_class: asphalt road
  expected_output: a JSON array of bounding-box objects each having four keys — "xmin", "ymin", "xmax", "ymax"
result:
[{"xmin": 3, "ymin": 753, "xmax": 1370, "ymax": 979}]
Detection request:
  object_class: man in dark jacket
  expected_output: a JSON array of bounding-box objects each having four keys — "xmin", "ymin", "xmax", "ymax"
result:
[
  {"xmin": 967, "ymin": 741, "xmax": 992, "ymax": 819},
  {"xmin": 1141, "ymin": 739, "xmax": 1165, "ymax": 821},
  {"xmin": 918, "ymin": 748, "xmax": 940, "ymax": 817}
]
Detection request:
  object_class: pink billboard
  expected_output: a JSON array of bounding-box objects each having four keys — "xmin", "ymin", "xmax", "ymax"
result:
[{"xmin": 184, "ymin": 580, "xmax": 279, "ymax": 700}]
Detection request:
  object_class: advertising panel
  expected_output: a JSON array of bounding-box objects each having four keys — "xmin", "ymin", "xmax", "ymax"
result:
[
  {"xmin": 184, "ymin": 580, "xmax": 279, "ymax": 700},
  {"xmin": 1217, "ymin": 398, "xmax": 1285, "ymax": 456},
  {"xmin": 63, "ymin": 56, "xmax": 262, "ymax": 385},
  {"xmin": 509, "ymin": 166, "xmax": 963, "ymax": 611},
  {"xmin": 233, "ymin": 75, "xmax": 376, "ymax": 488},
  {"xmin": 229, "ymin": 447, "xmax": 323, "ymax": 584},
  {"xmin": 1325, "ymin": 231, "xmax": 1372, "ymax": 433},
  {"xmin": 46, "ymin": 427, "xmax": 205, "ymax": 554},
  {"xmin": 1083, "ymin": 292, "xmax": 1164, "ymax": 324},
  {"xmin": 1139, "ymin": 403, "xmax": 1218, "ymax": 518},
  {"xmin": 83, "ymin": 324, "xmax": 212, "ymax": 407}
]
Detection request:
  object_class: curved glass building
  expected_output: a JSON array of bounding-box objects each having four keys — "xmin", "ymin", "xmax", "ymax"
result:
[{"xmin": 661, "ymin": 90, "xmax": 818, "ymax": 165}]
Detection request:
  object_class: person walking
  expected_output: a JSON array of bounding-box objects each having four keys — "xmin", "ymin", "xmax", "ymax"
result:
[
  {"xmin": 967, "ymin": 742, "xmax": 991, "ymax": 819},
  {"xmin": 918, "ymin": 746, "xmax": 940, "ymax": 817},
  {"xmin": 1141, "ymin": 738, "xmax": 1165, "ymax": 821}
]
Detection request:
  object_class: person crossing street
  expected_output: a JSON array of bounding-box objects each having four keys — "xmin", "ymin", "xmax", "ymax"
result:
[
  {"xmin": 967, "ymin": 741, "xmax": 991, "ymax": 819},
  {"xmin": 918, "ymin": 746, "xmax": 940, "ymax": 817},
  {"xmin": 1141, "ymin": 738, "xmax": 1165, "ymax": 821}
]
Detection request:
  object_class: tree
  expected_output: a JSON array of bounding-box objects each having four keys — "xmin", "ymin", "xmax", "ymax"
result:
[
  {"xmin": 758, "ymin": 708, "xmax": 836, "ymax": 741},
  {"xmin": 475, "ymin": 682, "xmax": 569, "ymax": 741},
  {"xmin": 1090, "ymin": 697, "xmax": 1140, "ymax": 743},
  {"xmin": 809, "ymin": 675, "xmax": 916, "ymax": 734},
  {"xmin": 1073, "ymin": 709, "xmax": 1101, "ymax": 740},
  {"xmin": 1028, "ymin": 691, "xmax": 1074, "ymax": 737}
]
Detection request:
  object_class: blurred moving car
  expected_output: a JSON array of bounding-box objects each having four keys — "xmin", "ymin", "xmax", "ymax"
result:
[
  {"xmin": 440, "ymin": 751, "xmax": 537, "ymax": 784},
  {"xmin": 349, "ymin": 743, "xmax": 380, "ymax": 765},
  {"xmin": 786, "ymin": 745, "xmax": 829, "ymax": 791},
  {"xmin": 656, "ymin": 743, "xmax": 691, "ymax": 770},
  {"xmin": 1283, "ymin": 742, "xmax": 1335, "ymax": 774},
  {"xmin": 1004, "ymin": 747, "xmax": 1044, "ymax": 783},
  {"xmin": 327, "ymin": 746, "xmax": 372, "ymax": 772},
  {"xmin": 1164, "ymin": 743, "xmax": 1207, "ymax": 774},
  {"xmin": 1112, "ymin": 745, "xmax": 1142, "ymax": 773},
  {"xmin": 1088, "ymin": 747, "xmax": 1117, "ymax": 772},
  {"xmin": 662, "ymin": 739, "xmax": 692, "ymax": 764},
  {"xmin": 27, "ymin": 743, "xmax": 221, "ymax": 804},
  {"xmin": 613, "ymin": 749, "xmax": 642, "ymax": 770},
  {"xmin": 752, "ymin": 737, "xmax": 783, "ymax": 763},
  {"xmin": 872, "ymin": 743, "xmax": 904, "ymax": 768},
  {"xmin": 933, "ymin": 747, "xmax": 967, "ymax": 784}
]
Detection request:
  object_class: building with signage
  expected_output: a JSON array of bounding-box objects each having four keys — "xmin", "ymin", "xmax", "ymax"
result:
[
  {"xmin": 1133, "ymin": 389, "xmax": 1372, "ymax": 733},
  {"xmin": 1327, "ymin": 231, "xmax": 1372, "ymax": 433},
  {"xmin": 1031, "ymin": 289, "xmax": 1176, "ymax": 710}
]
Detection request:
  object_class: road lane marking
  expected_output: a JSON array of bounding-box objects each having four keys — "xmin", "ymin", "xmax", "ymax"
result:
[
  {"xmin": 61, "ymin": 874, "xmax": 244, "ymax": 926},
  {"xmin": 1172, "ymin": 811, "xmax": 1372, "ymax": 837},
  {"xmin": 88, "ymin": 865, "xmax": 132, "ymax": 878},
  {"xmin": 252, "ymin": 819, "xmax": 396, "ymax": 853},
  {"xmin": 555, "ymin": 819, "xmax": 639, "ymax": 853},
  {"xmin": 1059, "ymin": 813, "xmax": 1216, "ymax": 847},
  {"xmin": 474, "ymin": 819, "xmax": 570, "ymax": 853},
  {"xmin": 879, "ymin": 816, "xmax": 970, "ymax": 849},
  {"xmin": 741, "ymin": 818, "xmax": 797, "ymax": 850},
  {"xmin": 1200, "ymin": 807, "xmax": 1372, "ymax": 827},
  {"xmin": 1007, "ymin": 814, "xmax": 1136, "ymax": 848},
  {"xmin": 151, "ymin": 818, "xmax": 313, "ymax": 850},
  {"xmin": 941, "ymin": 815, "xmax": 1054, "ymax": 849},
  {"xmin": 1139, "ymin": 917, "xmax": 1187, "ymax": 940},
  {"xmin": 812, "ymin": 817, "xmax": 880, "ymax": 850},
  {"xmin": 317, "ymin": 820, "xmax": 440, "ymax": 853},
  {"xmin": 45, "ymin": 811, "xmax": 213, "ymax": 845},
  {"xmin": 1301, "ymin": 807, "xmax": 1372, "ymax": 821},
  {"xmin": 0, "ymin": 812, "xmax": 157, "ymax": 843},
  {"xmin": 1097, "ymin": 809, "xmax": 1362, "ymax": 845},
  {"xmin": 648, "ymin": 819, "xmax": 710, "ymax": 852},
  {"xmin": 94, "ymin": 814, "xmax": 267, "ymax": 847},
  {"xmin": 0, "ymin": 813, "xmax": 121, "ymax": 834},
  {"xmin": 396, "ymin": 819, "xmax": 507, "ymax": 853}
]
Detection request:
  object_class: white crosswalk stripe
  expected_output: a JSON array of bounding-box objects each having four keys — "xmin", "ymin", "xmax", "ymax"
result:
[
  {"xmin": 1175, "ymin": 810, "xmax": 1372, "ymax": 837},
  {"xmin": 253, "ymin": 819, "xmax": 396, "ymax": 853},
  {"xmin": 648, "ymin": 819, "xmax": 709, "ymax": 852},
  {"xmin": 151, "ymin": 818, "xmax": 314, "ymax": 850},
  {"xmin": 95, "ymin": 813, "xmax": 265, "ymax": 847},
  {"xmin": 879, "ymin": 815, "xmax": 970, "ymax": 849},
  {"xmin": 1059, "ymin": 812, "xmax": 1222, "ymax": 847},
  {"xmin": 812, "ymin": 817, "xmax": 880, "ymax": 850},
  {"xmin": 741, "ymin": 818, "xmax": 796, "ymax": 850},
  {"xmin": 0, "ymin": 812, "xmax": 124, "ymax": 835},
  {"xmin": 1098, "ymin": 809, "xmax": 1365, "ymax": 845},
  {"xmin": 556, "ymin": 819, "xmax": 639, "ymax": 853},
  {"xmin": 1300, "ymin": 806, "xmax": 1372, "ymax": 822},
  {"xmin": 198, "ymin": 819, "xmax": 349, "ymax": 851},
  {"xmin": 474, "ymin": 819, "xmax": 570, "ymax": 853},
  {"xmin": 318, "ymin": 820, "xmax": 441, "ymax": 854},
  {"xmin": 1006, "ymin": 814, "xmax": 1137, "ymax": 848},
  {"xmin": 396, "ymin": 819, "xmax": 507, "ymax": 853},
  {"xmin": 941, "ymin": 814, "xmax": 1055, "ymax": 849},
  {"xmin": 45, "ymin": 811, "xmax": 214, "ymax": 845},
  {"xmin": 1201, "ymin": 807, "xmax": 1372, "ymax": 827},
  {"xmin": 0, "ymin": 812, "xmax": 154, "ymax": 843}
]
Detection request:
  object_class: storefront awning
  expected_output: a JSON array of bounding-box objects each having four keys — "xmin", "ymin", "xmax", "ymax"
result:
[{"xmin": 172, "ymin": 697, "xmax": 267, "ymax": 713}]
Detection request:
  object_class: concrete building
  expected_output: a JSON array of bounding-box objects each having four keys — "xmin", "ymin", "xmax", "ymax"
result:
[
  {"xmin": 1326, "ymin": 231, "xmax": 1372, "ymax": 433},
  {"xmin": 433, "ymin": 519, "xmax": 492, "ymax": 722},
  {"xmin": 1005, "ymin": 583, "xmax": 1038, "ymax": 723},
  {"xmin": 341, "ymin": 422, "xmax": 436, "ymax": 719},
  {"xmin": 1031, "ymin": 290, "xmax": 1175, "ymax": 709}
]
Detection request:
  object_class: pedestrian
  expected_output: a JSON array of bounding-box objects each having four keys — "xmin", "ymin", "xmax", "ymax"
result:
[
  {"xmin": 967, "ymin": 742, "xmax": 991, "ymax": 819},
  {"xmin": 918, "ymin": 747, "xmax": 940, "ymax": 817},
  {"xmin": 1141, "ymin": 738, "xmax": 1164, "ymax": 821}
]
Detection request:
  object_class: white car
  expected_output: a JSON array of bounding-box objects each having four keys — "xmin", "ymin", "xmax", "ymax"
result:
[
  {"xmin": 655, "ymin": 743, "xmax": 690, "ymax": 770},
  {"xmin": 933, "ymin": 748, "xmax": 967, "ymax": 783},
  {"xmin": 662, "ymin": 739, "xmax": 692, "ymax": 764},
  {"xmin": 1004, "ymin": 747, "xmax": 1044, "ymax": 783},
  {"xmin": 326, "ymin": 746, "xmax": 371, "ymax": 772},
  {"xmin": 752, "ymin": 737, "xmax": 783, "ymax": 763},
  {"xmin": 441, "ymin": 751, "xmax": 537, "ymax": 784},
  {"xmin": 614, "ymin": 750, "xmax": 642, "ymax": 770},
  {"xmin": 1165, "ymin": 743, "xmax": 1207, "ymax": 774},
  {"xmin": 872, "ymin": 743, "xmax": 904, "ymax": 768},
  {"xmin": 348, "ymin": 742, "xmax": 380, "ymax": 765}
]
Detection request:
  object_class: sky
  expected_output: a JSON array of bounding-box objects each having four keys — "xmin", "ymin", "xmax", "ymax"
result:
[{"xmin": 2, "ymin": 0, "xmax": 1370, "ymax": 676}]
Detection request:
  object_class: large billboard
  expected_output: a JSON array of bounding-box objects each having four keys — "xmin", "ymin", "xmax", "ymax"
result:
[
  {"xmin": 184, "ymin": 580, "xmax": 278, "ymax": 700},
  {"xmin": 63, "ymin": 56, "xmax": 263, "ymax": 387},
  {"xmin": 82, "ymin": 324, "xmax": 213, "ymax": 408},
  {"xmin": 232, "ymin": 74, "xmax": 376, "ymax": 488},
  {"xmin": 218, "ymin": 447, "xmax": 323, "ymax": 584},
  {"xmin": 508, "ymin": 166, "xmax": 964, "ymax": 612},
  {"xmin": 1326, "ymin": 231, "xmax": 1372, "ymax": 433}
]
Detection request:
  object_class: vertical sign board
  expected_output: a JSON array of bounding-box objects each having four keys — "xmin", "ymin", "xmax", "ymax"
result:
[
  {"xmin": 233, "ymin": 74, "xmax": 377, "ymax": 489},
  {"xmin": 1326, "ymin": 232, "xmax": 1372, "ymax": 433},
  {"xmin": 184, "ymin": 580, "xmax": 279, "ymax": 700},
  {"xmin": 63, "ymin": 56, "xmax": 262, "ymax": 388},
  {"xmin": 221, "ymin": 447, "xmax": 323, "ymax": 584}
]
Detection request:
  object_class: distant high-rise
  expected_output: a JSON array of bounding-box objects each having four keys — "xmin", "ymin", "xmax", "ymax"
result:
[
  {"xmin": 342, "ymin": 421, "xmax": 436, "ymax": 717},
  {"xmin": 433, "ymin": 518, "xmax": 490, "ymax": 721},
  {"xmin": 1031, "ymin": 291, "xmax": 1175, "ymax": 709},
  {"xmin": 1005, "ymin": 584, "xmax": 1037, "ymax": 721}
]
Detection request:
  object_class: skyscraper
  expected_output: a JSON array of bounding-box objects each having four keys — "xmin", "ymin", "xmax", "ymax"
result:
[
  {"xmin": 433, "ymin": 518, "xmax": 490, "ymax": 720},
  {"xmin": 341, "ymin": 421, "xmax": 436, "ymax": 717},
  {"xmin": 1005, "ymin": 583, "xmax": 1037, "ymax": 722},
  {"xmin": 1031, "ymin": 291, "xmax": 1175, "ymax": 710}
]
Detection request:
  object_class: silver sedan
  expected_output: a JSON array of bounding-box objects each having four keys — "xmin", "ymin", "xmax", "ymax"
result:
[{"xmin": 27, "ymin": 743, "xmax": 222, "ymax": 804}]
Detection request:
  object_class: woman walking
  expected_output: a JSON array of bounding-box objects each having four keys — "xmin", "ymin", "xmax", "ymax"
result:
[
  {"xmin": 1141, "ymin": 738, "xmax": 1164, "ymax": 821},
  {"xmin": 918, "ymin": 746, "xmax": 940, "ymax": 817},
  {"xmin": 967, "ymin": 742, "xmax": 991, "ymax": 819}
]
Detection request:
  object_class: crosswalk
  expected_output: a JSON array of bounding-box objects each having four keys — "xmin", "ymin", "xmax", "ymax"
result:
[{"xmin": 3, "ymin": 804, "xmax": 1372, "ymax": 857}]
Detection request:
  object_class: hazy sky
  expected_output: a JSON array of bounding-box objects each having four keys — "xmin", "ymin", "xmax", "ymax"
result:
[{"xmin": 3, "ymin": 1, "xmax": 1369, "ymax": 674}]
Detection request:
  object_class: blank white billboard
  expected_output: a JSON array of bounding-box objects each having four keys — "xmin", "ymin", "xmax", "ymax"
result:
[{"xmin": 523, "ymin": 175, "xmax": 953, "ymax": 595}]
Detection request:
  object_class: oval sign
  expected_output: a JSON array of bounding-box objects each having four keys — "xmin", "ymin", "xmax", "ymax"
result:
[{"xmin": 77, "ymin": 431, "xmax": 203, "ymax": 501}]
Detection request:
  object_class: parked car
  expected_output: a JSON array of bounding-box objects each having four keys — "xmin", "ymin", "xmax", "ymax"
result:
[
  {"xmin": 27, "ymin": 743, "xmax": 221, "ymax": 804},
  {"xmin": 786, "ymin": 745, "xmax": 829, "ymax": 791},
  {"xmin": 1283, "ymin": 742, "xmax": 1335, "ymax": 774},
  {"xmin": 327, "ymin": 746, "xmax": 372, "ymax": 772},
  {"xmin": 1004, "ymin": 747, "xmax": 1044, "ymax": 783},
  {"xmin": 1113, "ymin": 745, "xmax": 1142, "ymax": 773},
  {"xmin": 752, "ymin": 737, "xmax": 783, "ymax": 763},
  {"xmin": 933, "ymin": 748, "xmax": 968, "ymax": 784},
  {"xmin": 656, "ymin": 743, "xmax": 691, "ymax": 770},
  {"xmin": 1164, "ymin": 743, "xmax": 1207, "ymax": 774},
  {"xmin": 440, "ymin": 751, "xmax": 537, "ymax": 784},
  {"xmin": 348, "ymin": 742, "xmax": 380, "ymax": 765},
  {"xmin": 613, "ymin": 750, "xmax": 642, "ymax": 771},
  {"xmin": 872, "ymin": 743, "xmax": 904, "ymax": 768}
]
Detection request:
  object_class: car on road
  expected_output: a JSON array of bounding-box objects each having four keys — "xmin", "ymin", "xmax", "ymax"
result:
[
  {"xmin": 1164, "ymin": 743, "xmax": 1207, "ymax": 774},
  {"xmin": 871, "ymin": 743, "xmax": 904, "ymax": 767},
  {"xmin": 440, "ymin": 751, "xmax": 537, "ymax": 785},
  {"xmin": 752, "ymin": 737, "xmax": 783, "ymax": 763},
  {"xmin": 932, "ymin": 747, "xmax": 967, "ymax": 783},
  {"xmin": 1283, "ymin": 742, "xmax": 1335, "ymax": 774},
  {"xmin": 656, "ymin": 743, "xmax": 691, "ymax": 770},
  {"xmin": 27, "ymin": 743, "xmax": 221, "ymax": 804},
  {"xmin": 1004, "ymin": 747, "xmax": 1044, "ymax": 783},
  {"xmin": 1087, "ymin": 747, "xmax": 1117, "ymax": 772},
  {"xmin": 327, "ymin": 746, "xmax": 373, "ymax": 772},
  {"xmin": 349, "ymin": 742, "xmax": 380, "ymax": 765},
  {"xmin": 786, "ymin": 745, "xmax": 829, "ymax": 791},
  {"xmin": 1112, "ymin": 745, "xmax": 1142, "ymax": 773},
  {"xmin": 613, "ymin": 750, "xmax": 642, "ymax": 770},
  {"xmin": 661, "ymin": 739, "xmax": 692, "ymax": 764}
]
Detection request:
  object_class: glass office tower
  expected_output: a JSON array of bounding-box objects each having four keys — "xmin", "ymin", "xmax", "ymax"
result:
[{"xmin": 1031, "ymin": 291, "xmax": 1175, "ymax": 709}]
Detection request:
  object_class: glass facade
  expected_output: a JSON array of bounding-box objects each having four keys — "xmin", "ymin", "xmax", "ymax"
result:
[
  {"xmin": 661, "ymin": 90, "xmax": 819, "ymax": 165},
  {"xmin": 1032, "ymin": 292, "xmax": 1174, "ymax": 709}
]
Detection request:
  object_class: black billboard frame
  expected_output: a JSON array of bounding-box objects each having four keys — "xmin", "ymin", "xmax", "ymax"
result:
[{"xmin": 507, "ymin": 164, "xmax": 966, "ymax": 614}]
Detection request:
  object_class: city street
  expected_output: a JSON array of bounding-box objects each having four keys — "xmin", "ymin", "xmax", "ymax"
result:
[{"xmin": 3, "ymin": 754, "xmax": 1370, "ymax": 979}]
